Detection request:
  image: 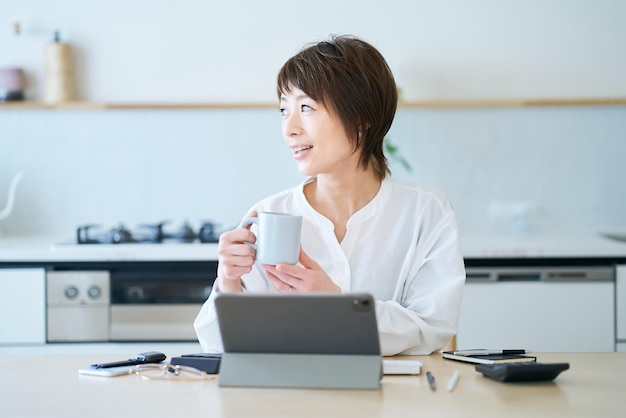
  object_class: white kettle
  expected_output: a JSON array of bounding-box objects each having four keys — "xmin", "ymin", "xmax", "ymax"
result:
[{"xmin": 0, "ymin": 171, "xmax": 24, "ymax": 220}]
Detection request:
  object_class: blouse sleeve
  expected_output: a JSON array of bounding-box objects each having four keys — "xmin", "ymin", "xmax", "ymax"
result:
[
  {"xmin": 193, "ymin": 288, "xmax": 224, "ymax": 353},
  {"xmin": 375, "ymin": 209, "xmax": 466, "ymax": 356}
]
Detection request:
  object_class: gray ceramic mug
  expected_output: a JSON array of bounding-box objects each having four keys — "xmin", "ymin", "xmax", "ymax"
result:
[{"xmin": 239, "ymin": 212, "xmax": 303, "ymax": 265}]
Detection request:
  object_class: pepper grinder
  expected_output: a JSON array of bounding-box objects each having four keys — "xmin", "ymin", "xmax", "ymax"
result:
[{"xmin": 44, "ymin": 30, "xmax": 76, "ymax": 103}]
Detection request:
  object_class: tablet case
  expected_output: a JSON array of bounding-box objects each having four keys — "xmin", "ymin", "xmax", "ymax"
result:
[
  {"xmin": 170, "ymin": 353, "xmax": 222, "ymax": 374},
  {"xmin": 214, "ymin": 292, "xmax": 382, "ymax": 389}
]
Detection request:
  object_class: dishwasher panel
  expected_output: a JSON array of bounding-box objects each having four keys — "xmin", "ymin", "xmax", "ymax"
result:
[{"xmin": 457, "ymin": 266, "xmax": 615, "ymax": 352}]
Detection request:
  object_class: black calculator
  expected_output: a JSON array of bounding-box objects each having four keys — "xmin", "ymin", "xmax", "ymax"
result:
[{"xmin": 475, "ymin": 362, "xmax": 570, "ymax": 382}]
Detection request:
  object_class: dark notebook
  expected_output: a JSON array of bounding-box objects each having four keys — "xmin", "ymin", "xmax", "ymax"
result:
[{"xmin": 442, "ymin": 351, "xmax": 537, "ymax": 365}]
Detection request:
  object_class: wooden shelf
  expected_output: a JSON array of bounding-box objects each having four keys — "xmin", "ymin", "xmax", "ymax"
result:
[
  {"xmin": 1, "ymin": 98, "xmax": 625, "ymax": 110},
  {"xmin": 398, "ymin": 97, "xmax": 626, "ymax": 108},
  {"xmin": 0, "ymin": 101, "xmax": 277, "ymax": 110}
]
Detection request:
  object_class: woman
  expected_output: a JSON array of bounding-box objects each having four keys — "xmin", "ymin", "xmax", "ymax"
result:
[{"xmin": 194, "ymin": 35, "xmax": 465, "ymax": 356}]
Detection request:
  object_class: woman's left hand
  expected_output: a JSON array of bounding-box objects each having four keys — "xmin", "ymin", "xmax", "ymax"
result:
[{"xmin": 262, "ymin": 248, "xmax": 341, "ymax": 293}]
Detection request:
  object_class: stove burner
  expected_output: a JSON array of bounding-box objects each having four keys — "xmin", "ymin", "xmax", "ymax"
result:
[
  {"xmin": 110, "ymin": 224, "xmax": 134, "ymax": 243},
  {"xmin": 198, "ymin": 222, "xmax": 219, "ymax": 243},
  {"xmin": 76, "ymin": 221, "xmax": 220, "ymax": 244}
]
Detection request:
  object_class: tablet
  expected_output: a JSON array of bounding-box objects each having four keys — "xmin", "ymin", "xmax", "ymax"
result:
[{"xmin": 214, "ymin": 292, "xmax": 380, "ymax": 355}]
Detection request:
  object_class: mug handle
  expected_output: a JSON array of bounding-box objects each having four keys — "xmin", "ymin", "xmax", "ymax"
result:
[{"xmin": 238, "ymin": 216, "xmax": 258, "ymax": 250}]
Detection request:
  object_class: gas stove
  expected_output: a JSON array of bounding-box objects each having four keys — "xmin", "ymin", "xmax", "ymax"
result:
[{"xmin": 75, "ymin": 221, "xmax": 220, "ymax": 244}]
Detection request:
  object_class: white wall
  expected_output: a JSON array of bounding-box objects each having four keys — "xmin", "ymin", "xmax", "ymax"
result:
[
  {"xmin": 2, "ymin": 0, "xmax": 625, "ymax": 102},
  {"xmin": 1, "ymin": 105, "xmax": 624, "ymax": 238},
  {"xmin": 1, "ymin": 1, "xmax": 625, "ymax": 239}
]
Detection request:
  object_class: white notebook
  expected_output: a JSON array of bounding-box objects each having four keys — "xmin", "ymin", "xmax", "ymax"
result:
[{"xmin": 382, "ymin": 360, "xmax": 422, "ymax": 375}]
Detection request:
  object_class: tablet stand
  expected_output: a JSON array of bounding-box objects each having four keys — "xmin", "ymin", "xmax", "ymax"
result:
[{"xmin": 218, "ymin": 352, "xmax": 382, "ymax": 389}]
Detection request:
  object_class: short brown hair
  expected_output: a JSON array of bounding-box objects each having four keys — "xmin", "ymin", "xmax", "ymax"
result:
[{"xmin": 277, "ymin": 35, "xmax": 398, "ymax": 180}]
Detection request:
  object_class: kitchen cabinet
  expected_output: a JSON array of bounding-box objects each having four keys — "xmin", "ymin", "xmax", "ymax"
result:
[
  {"xmin": 0, "ymin": 268, "xmax": 46, "ymax": 344},
  {"xmin": 457, "ymin": 265, "xmax": 615, "ymax": 352}
]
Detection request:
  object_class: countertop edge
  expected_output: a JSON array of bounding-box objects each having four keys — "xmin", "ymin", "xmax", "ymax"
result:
[{"xmin": 1, "ymin": 231, "xmax": 625, "ymax": 262}]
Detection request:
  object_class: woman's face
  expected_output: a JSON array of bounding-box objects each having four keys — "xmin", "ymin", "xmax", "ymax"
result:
[{"xmin": 280, "ymin": 87, "xmax": 357, "ymax": 177}]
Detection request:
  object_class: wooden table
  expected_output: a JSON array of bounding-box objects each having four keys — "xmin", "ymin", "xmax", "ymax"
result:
[{"xmin": 0, "ymin": 352, "xmax": 623, "ymax": 417}]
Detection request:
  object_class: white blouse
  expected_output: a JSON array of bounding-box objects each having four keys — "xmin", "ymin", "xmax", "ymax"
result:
[{"xmin": 194, "ymin": 176, "xmax": 466, "ymax": 356}]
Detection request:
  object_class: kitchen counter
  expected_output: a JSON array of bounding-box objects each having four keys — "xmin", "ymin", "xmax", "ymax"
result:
[
  {"xmin": 0, "ymin": 235, "xmax": 219, "ymax": 262},
  {"xmin": 1, "ymin": 230, "xmax": 626, "ymax": 263},
  {"xmin": 461, "ymin": 229, "xmax": 626, "ymax": 259}
]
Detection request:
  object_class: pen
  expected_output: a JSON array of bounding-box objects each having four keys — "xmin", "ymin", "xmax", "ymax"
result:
[
  {"xmin": 91, "ymin": 351, "xmax": 166, "ymax": 369},
  {"xmin": 447, "ymin": 371, "xmax": 460, "ymax": 392},
  {"xmin": 426, "ymin": 371, "xmax": 436, "ymax": 391}
]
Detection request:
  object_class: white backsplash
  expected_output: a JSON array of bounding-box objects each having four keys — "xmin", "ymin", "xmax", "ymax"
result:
[{"xmin": 1, "ymin": 105, "xmax": 625, "ymax": 239}]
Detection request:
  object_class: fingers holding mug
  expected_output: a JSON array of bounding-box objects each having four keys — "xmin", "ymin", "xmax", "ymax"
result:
[{"xmin": 265, "ymin": 266, "xmax": 296, "ymax": 293}]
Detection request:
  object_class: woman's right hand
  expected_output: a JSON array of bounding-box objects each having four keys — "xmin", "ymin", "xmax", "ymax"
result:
[{"xmin": 216, "ymin": 210, "xmax": 258, "ymax": 292}]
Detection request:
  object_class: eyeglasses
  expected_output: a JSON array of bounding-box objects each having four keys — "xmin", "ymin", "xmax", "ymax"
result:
[{"xmin": 131, "ymin": 363, "xmax": 216, "ymax": 381}]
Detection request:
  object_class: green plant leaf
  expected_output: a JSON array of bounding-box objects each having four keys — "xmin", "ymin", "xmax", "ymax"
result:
[{"xmin": 383, "ymin": 137, "xmax": 412, "ymax": 172}]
